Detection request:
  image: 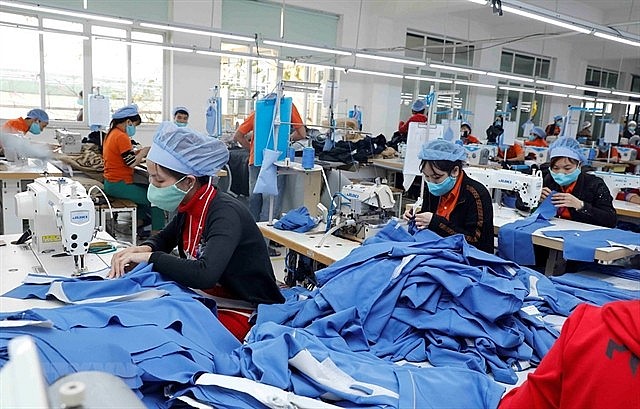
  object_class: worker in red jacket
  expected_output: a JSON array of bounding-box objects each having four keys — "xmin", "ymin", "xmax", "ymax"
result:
[
  {"xmin": 499, "ymin": 300, "xmax": 640, "ymax": 409},
  {"xmin": 398, "ymin": 99, "xmax": 427, "ymax": 135}
]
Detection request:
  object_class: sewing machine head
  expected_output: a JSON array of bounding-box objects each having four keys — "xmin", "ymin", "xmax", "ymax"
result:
[
  {"xmin": 464, "ymin": 144, "xmax": 496, "ymax": 165},
  {"xmin": 15, "ymin": 177, "xmax": 96, "ymax": 273},
  {"xmin": 589, "ymin": 171, "xmax": 640, "ymax": 198},
  {"xmin": 465, "ymin": 167, "xmax": 543, "ymax": 209},
  {"xmin": 337, "ymin": 180, "xmax": 396, "ymax": 240},
  {"xmin": 524, "ymin": 146, "xmax": 549, "ymax": 164},
  {"xmin": 54, "ymin": 129, "xmax": 83, "ymax": 154},
  {"xmin": 616, "ymin": 147, "xmax": 637, "ymax": 162}
]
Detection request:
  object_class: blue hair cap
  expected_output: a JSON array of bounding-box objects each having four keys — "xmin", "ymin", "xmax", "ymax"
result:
[{"xmin": 419, "ymin": 139, "xmax": 467, "ymax": 162}]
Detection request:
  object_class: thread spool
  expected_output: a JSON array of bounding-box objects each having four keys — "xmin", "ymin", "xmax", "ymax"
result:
[
  {"xmin": 288, "ymin": 147, "xmax": 296, "ymax": 162},
  {"xmin": 302, "ymin": 147, "xmax": 315, "ymax": 170},
  {"xmin": 59, "ymin": 381, "xmax": 86, "ymax": 408}
]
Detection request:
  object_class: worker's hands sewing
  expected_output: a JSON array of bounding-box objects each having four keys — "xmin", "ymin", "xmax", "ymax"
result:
[
  {"xmin": 550, "ymin": 192, "xmax": 584, "ymax": 210},
  {"xmin": 540, "ymin": 187, "xmax": 553, "ymax": 201},
  {"xmin": 108, "ymin": 245, "xmax": 153, "ymax": 279},
  {"xmin": 403, "ymin": 210, "xmax": 433, "ymax": 229}
]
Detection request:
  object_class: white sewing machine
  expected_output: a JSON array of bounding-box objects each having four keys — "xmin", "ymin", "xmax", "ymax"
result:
[
  {"xmin": 524, "ymin": 146, "xmax": 549, "ymax": 164},
  {"xmin": 589, "ymin": 171, "xmax": 640, "ymax": 198},
  {"xmin": 326, "ymin": 180, "xmax": 396, "ymax": 241},
  {"xmin": 54, "ymin": 129, "xmax": 83, "ymax": 154},
  {"xmin": 616, "ymin": 147, "xmax": 637, "ymax": 162},
  {"xmin": 464, "ymin": 144, "xmax": 497, "ymax": 165},
  {"xmin": 465, "ymin": 167, "xmax": 543, "ymax": 209},
  {"xmin": 14, "ymin": 177, "xmax": 97, "ymax": 274}
]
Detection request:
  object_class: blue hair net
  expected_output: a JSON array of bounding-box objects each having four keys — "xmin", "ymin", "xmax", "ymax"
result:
[
  {"xmin": 172, "ymin": 106, "xmax": 189, "ymax": 116},
  {"xmin": 112, "ymin": 104, "xmax": 139, "ymax": 120},
  {"xmin": 26, "ymin": 109, "xmax": 49, "ymax": 123},
  {"xmin": 548, "ymin": 137, "xmax": 586, "ymax": 162},
  {"xmin": 411, "ymin": 99, "xmax": 426, "ymax": 112},
  {"xmin": 530, "ymin": 126, "xmax": 546, "ymax": 139},
  {"xmin": 461, "ymin": 121, "xmax": 472, "ymax": 131},
  {"xmin": 147, "ymin": 122, "xmax": 229, "ymax": 176},
  {"xmin": 419, "ymin": 139, "xmax": 467, "ymax": 162},
  {"xmin": 553, "ymin": 115, "xmax": 563, "ymax": 121}
]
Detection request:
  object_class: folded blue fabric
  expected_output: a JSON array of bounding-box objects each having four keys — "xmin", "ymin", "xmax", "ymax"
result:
[
  {"xmin": 273, "ymin": 206, "xmax": 318, "ymax": 233},
  {"xmin": 542, "ymin": 228, "xmax": 640, "ymax": 262}
]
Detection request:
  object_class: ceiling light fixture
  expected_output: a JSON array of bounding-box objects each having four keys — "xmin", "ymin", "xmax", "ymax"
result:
[
  {"xmin": 487, "ymin": 72, "xmax": 535, "ymax": 83},
  {"xmin": 596, "ymin": 98, "xmax": 630, "ymax": 105},
  {"xmin": 454, "ymin": 80, "xmax": 496, "ymax": 89},
  {"xmin": 499, "ymin": 86, "xmax": 536, "ymax": 94},
  {"xmin": 265, "ymin": 39, "xmax": 352, "ymax": 56},
  {"xmin": 0, "ymin": 21, "xmax": 89, "ymax": 39},
  {"xmin": 196, "ymin": 50, "xmax": 276, "ymax": 62},
  {"xmin": 466, "ymin": 0, "xmax": 488, "ymax": 4},
  {"xmin": 347, "ymin": 68, "xmax": 403, "ymax": 79},
  {"xmin": 355, "ymin": 52, "xmax": 425, "ymax": 66},
  {"xmin": 612, "ymin": 91, "xmax": 640, "ymax": 98},
  {"xmin": 140, "ymin": 22, "xmax": 254, "ymax": 42},
  {"xmin": 500, "ymin": 4, "xmax": 591, "ymax": 34},
  {"xmin": 593, "ymin": 32, "xmax": 640, "ymax": 47},
  {"xmin": 430, "ymin": 63, "xmax": 487, "ymax": 75},
  {"xmin": 568, "ymin": 94, "xmax": 595, "ymax": 101},
  {"xmin": 536, "ymin": 90, "xmax": 568, "ymax": 97},
  {"xmin": 576, "ymin": 86, "xmax": 611, "ymax": 94},
  {"xmin": 535, "ymin": 79, "xmax": 577, "ymax": 89},
  {"xmin": 403, "ymin": 75, "xmax": 453, "ymax": 84},
  {"xmin": 0, "ymin": 0, "xmax": 133, "ymax": 24}
]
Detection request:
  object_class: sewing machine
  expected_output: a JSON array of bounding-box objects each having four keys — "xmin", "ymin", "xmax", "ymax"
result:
[
  {"xmin": 616, "ymin": 147, "xmax": 637, "ymax": 162},
  {"xmin": 524, "ymin": 146, "xmax": 549, "ymax": 164},
  {"xmin": 465, "ymin": 167, "xmax": 543, "ymax": 209},
  {"xmin": 589, "ymin": 171, "xmax": 640, "ymax": 198},
  {"xmin": 14, "ymin": 177, "xmax": 96, "ymax": 274},
  {"xmin": 326, "ymin": 181, "xmax": 396, "ymax": 242},
  {"xmin": 54, "ymin": 129, "xmax": 83, "ymax": 154},
  {"xmin": 464, "ymin": 144, "xmax": 497, "ymax": 165}
]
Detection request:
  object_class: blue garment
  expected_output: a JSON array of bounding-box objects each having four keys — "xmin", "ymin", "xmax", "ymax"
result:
[
  {"xmin": 498, "ymin": 193, "xmax": 556, "ymax": 265},
  {"xmin": 273, "ymin": 206, "xmax": 318, "ymax": 233},
  {"xmin": 551, "ymin": 272, "xmax": 640, "ymax": 305},
  {"xmin": 253, "ymin": 148, "xmax": 280, "ymax": 196},
  {"xmin": 542, "ymin": 228, "xmax": 640, "ymax": 261}
]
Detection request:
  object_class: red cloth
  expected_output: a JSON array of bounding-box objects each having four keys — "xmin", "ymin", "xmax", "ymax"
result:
[
  {"xmin": 499, "ymin": 300, "xmax": 640, "ymax": 409},
  {"xmin": 398, "ymin": 113, "xmax": 427, "ymax": 134},
  {"xmin": 557, "ymin": 180, "xmax": 576, "ymax": 220},
  {"xmin": 178, "ymin": 183, "xmax": 218, "ymax": 258},
  {"xmin": 497, "ymin": 144, "xmax": 524, "ymax": 160},
  {"xmin": 436, "ymin": 173, "xmax": 464, "ymax": 220},
  {"xmin": 524, "ymin": 138, "xmax": 548, "ymax": 147},
  {"xmin": 217, "ymin": 310, "xmax": 252, "ymax": 341},
  {"xmin": 463, "ymin": 134, "xmax": 480, "ymax": 144}
]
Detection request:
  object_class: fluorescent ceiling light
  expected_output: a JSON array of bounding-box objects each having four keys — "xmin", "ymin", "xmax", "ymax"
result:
[
  {"xmin": 596, "ymin": 98, "xmax": 629, "ymax": 105},
  {"xmin": 576, "ymin": 86, "xmax": 611, "ymax": 94},
  {"xmin": 535, "ymin": 79, "xmax": 576, "ymax": 89},
  {"xmin": 612, "ymin": 91, "xmax": 640, "ymax": 98},
  {"xmin": 404, "ymin": 75, "xmax": 452, "ymax": 84},
  {"xmin": 196, "ymin": 50, "xmax": 276, "ymax": 62},
  {"xmin": 430, "ymin": 63, "xmax": 487, "ymax": 75},
  {"xmin": 466, "ymin": 0, "xmax": 488, "ymax": 4},
  {"xmin": 536, "ymin": 90, "xmax": 568, "ymax": 97},
  {"xmin": 455, "ymin": 80, "xmax": 495, "ymax": 89},
  {"xmin": 93, "ymin": 36, "xmax": 192, "ymax": 52},
  {"xmin": 568, "ymin": 94, "xmax": 595, "ymax": 101},
  {"xmin": 0, "ymin": 21, "xmax": 89, "ymax": 39},
  {"xmin": 265, "ymin": 39, "xmax": 351, "ymax": 56},
  {"xmin": 594, "ymin": 32, "xmax": 640, "ymax": 47},
  {"xmin": 499, "ymin": 86, "xmax": 536, "ymax": 94},
  {"xmin": 0, "ymin": 0, "xmax": 132, "ymax": 24},
  {"xmin": 282, "ymin": 61, "xmax": 336, "ymax": 70},
  {"xmin": 355, "ymin": 52, "xmax": 425, "ymax": 66},
  {"xmin": 140, "ymin": 22, "xmax": 254, "ymax": 42},
  {"xmin": 501, "ymin": 5, "xmax": 591, "ymax": 34},
  {"xmin": 487, "ymin": 72, "xmax": 534, "ymax": 83},
  {"xmin": 347, "ymin": 69, "xmax": 403, "ymax": 79}
]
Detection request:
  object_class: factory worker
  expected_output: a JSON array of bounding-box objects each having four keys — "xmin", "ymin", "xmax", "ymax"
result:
[
  {"xmin": 576, "ymin": 121, "xmax": 592, "ymax": 138},
  {"xmin": 545, "ymin": 115, "xmax": 563, "ymax": 137},
  {"xmin": 540, "ymin": 137, "xmax": 616, "ymax": 227},
  {"xmin": 494, "ymin": 138, "xmax": 525, "ymax": 163},
  {"xmin": 173, "ymin": 106, "xmax": 189, "ymax": 127},
  {"xmin": 402, "ymin": 139, "xmax": 494, "ymax": 253},
  {"xmin": 524, "ymin": 126, "xmax": 548, "ymax": 147},
  {"xmin": 622, "ymin": 120, "xmax": 638, "ymax": 139},
  {"xmin": 109, "ymin": 123, "xmax": 284, "ymax": 340},
  {"xmin": 485, "ymin": 115, "xmax": 504, "ymax": 144},
  {"xmin": 460, "ymin": 121, "xmax": 480, "ymax": 144},
  {"xmin": 2, "ymin": 108, "xmax": 49, "ymax": 135},
  {"xmin": 595, "ymin": 137, "xmax": 620, "ymax": 162},
  {"xmin": 103, "ymin": 104, "xmax": 164, "ymax": 233},
  {"xmin": 398, "ymin": 99, "xmax": 428, "ymax": 135}
]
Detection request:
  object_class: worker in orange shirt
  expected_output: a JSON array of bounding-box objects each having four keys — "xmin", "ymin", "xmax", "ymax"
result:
[
  {"xmin": 460, "ymin": 121, "xmax": 480, "ymax": 144},
  {"xmin": 1, "ymin": 108, "xmax": 50, "ymax": 156},
  {"xmin": 493, "ymin": 133, "xmax": 525, "ymax": 164},
  {"xmin": 596, "ymin": 137, "xmax": 620, "ymax": 162},
  {"xmin": 524, "ymin": 126, "xmax": 548, "ymax": 147},
  {"xmin": 234, "ymin": 93, "xmax": 306, "ymax": 224}
]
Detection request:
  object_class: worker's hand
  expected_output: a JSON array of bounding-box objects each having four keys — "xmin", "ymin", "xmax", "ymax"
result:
[
  {"xmin": 540, "ymin": 187, "xmax": 553, "ymax": 201},
  {"xmin": 551, "ymin": 192, "xmax": 584, "ymax": 210},
  {"xmin": 138, "ymin": 146, "xmax": 150, "ymax": 156},
  {"xmin": 412, "ymin": 211, "xmax": 433, "ymax": 230},
  {"xmin": 403, "ymin": 208, "xmax": 415, "ymax": 221},
  {"xmin": 108, "ymin": 245, "xmax": 153, "ymax": 279}
]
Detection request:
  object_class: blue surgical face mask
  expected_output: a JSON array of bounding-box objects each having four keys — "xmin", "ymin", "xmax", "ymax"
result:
[
  {"xmin": 629, "ymin": 126, "xmax": 637, "ymax": 133},
  {"xmin": 147, "ymin": 177, "xmax": 192, "ymax": 212},
  {"xmin": 126, "ymin": 124, "xmax": 136, "ymax": 137},
  {"xmin": 528, "ymin": 134, "xmax": 537, "ymax": 141},
  {"xmin": 555, "ymin": 120, "xmax": 562, "ymax": 126},
  {"xmin": 29, "ymin": 122, "xmax": 42, "ymax": 135},
  {"xmin": 550, "ymin": 167, "xmax": 580, "ymax": 186},
  {"xmin": 427, "ymin": 175, "xmax": 457, "ymax": 197},
  {"xmin": 77, "ymin": 98, "xmax": 83, "ymax": 106},
  {"xmin": 175, "ymin": 121, "xmax": 187, "ymax": 127},
  {"xmin": 495, "ymin": 120, "xmax": 502, "ymax": 127}
]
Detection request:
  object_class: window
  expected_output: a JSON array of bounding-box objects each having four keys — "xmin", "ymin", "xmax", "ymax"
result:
[
  {"xmin": 495, "ymin": 82, "xmax": 543, "ymax": 137},
  {"xmin": 131, "ymin": 32, "xmax": 163, "ymax": 123},
  {"xmin": 631, "ymin": 75, "xmax": 640, "ymax": 94},
  {"xmin": 585, "ymin": 66, "xmax": 618, "ymax": 89},
  {"xmin": 500, "ymin": 50, "xmax": 551, "ymax": 79},
  {"xmin": 405, "ymin": 32, "xmax": 475, "ymax": 66}
]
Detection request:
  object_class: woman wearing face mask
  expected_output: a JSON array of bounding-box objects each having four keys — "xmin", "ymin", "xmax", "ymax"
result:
[
  {"xmin": 485, "ymin": 115, "xmax": 504, "ymax": 144},
  {"xmin": 402, "ymin": 140, "xmax": 494, "ymax": 253},
  {"xmin": 103, "ymin": 104, "xmax": 164, "ymax": 233},
  {"xmin": 524, "ymin": 126, "xmax": 548, "ymax": 147},
  {"xmin": 2, "ymin": 108, "xmax": 49, "ymax": 136},
  {"xmin": 595, "ymin": 137, "xmax": 621, "ymax": 162},
  {"xmin": 540, "ymin": 137, "xmax": 616, "ymax": 227},
  {"xmin": 545, "ymin": 115, "xmax": 563, "ymax": 137},
  {"xmin": 108, "ymin": 123, "xmax": 284, "ymax": 340},
  {"xmin": 460, "ymin": 122, "xmax": 480, "ymax": 144}
]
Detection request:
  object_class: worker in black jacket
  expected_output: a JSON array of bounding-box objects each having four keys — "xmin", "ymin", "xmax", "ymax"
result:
[
  {"xmin": 540, "ymin": 137, "xmax": 616, "ymax": 228},
  {"xmin": 403, "ymin": 139, "xmax": 495, "ymax": 254},
  {"xmin": 109, "ymin": 123, "xmax": 284, "ymax": 340}
]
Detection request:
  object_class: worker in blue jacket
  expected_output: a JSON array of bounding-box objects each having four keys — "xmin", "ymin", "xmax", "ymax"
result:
[{"xmin": 403, "ymin": 139, "xmax": 494, "ymax": 253}]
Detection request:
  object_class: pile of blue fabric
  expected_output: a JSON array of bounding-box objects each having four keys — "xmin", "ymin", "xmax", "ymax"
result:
[
  {"xmin": 550, "ymin": 269, "xmax": 640, "ymax": 305},
  {"xmin": 273, "ymin": 206, "xmax": 318, "ymax": 233}
]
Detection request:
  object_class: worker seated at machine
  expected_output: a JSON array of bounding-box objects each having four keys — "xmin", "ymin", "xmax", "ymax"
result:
[
  {"xmin": 460, "ymin": 121, "xmax": 480, "ymax": 144},
  {"xmin": 595, "ymin": 137, "xmax": 621, "ymax": 162},
  {"xmin": 540, "ymin": 137, "xmax": 616, "ymax": 228},
  {"xmin": 403, "ymin": 139, "xmax": 494, "ymax": 254},
  {"xmin": 524, "ymin": 126, "xmax": 548, "ymax": 148},
  {"xmin": 492, "ymin": 137, "xmax": 525, "ymax": 166}
]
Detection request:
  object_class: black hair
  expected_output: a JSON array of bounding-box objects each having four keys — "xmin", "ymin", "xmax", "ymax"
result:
[
  {"xmin": 174, "ymin": 109, "xmax": 189, "ymax": 117},
  {"xmin": 105, "ymin": 114, "xmax": 142, "ymax": 140},
  {"xmin": 158, "ymin": 164, "xmax": 210, "ymax": 186},
  {"xmin": 549, "ymin": 156, "xmax": 579, "ymax": 168},
  {"xmin": 420, "ymin": 159, "xmax": 464, "ymax": 174},
  {"xmin": 412, "ymin": 108, "xmax": 426, "ymax": 114},
  {"xmin": 79, "ymin": 90, "xmax": 83, "ymax": 97}
]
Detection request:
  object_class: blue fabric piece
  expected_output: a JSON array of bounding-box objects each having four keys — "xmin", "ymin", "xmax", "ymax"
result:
[
  {"xmin": 273, "ymin": 206, "xmax": 317, "ymax": 233},
  {"xmin": 542, "ymin": 228, "xmax": 640, "ymax": 262},
  {"xmin": 253, "ymin": 148, "xmax": 280, "ymax": 196},
  {"xmin": 550, "ymin": 272, "xmax": 640, "ymax": 305},
  {"xmin": 498, "ymin": 193, "xmax": 557, "ymax": 265}
]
